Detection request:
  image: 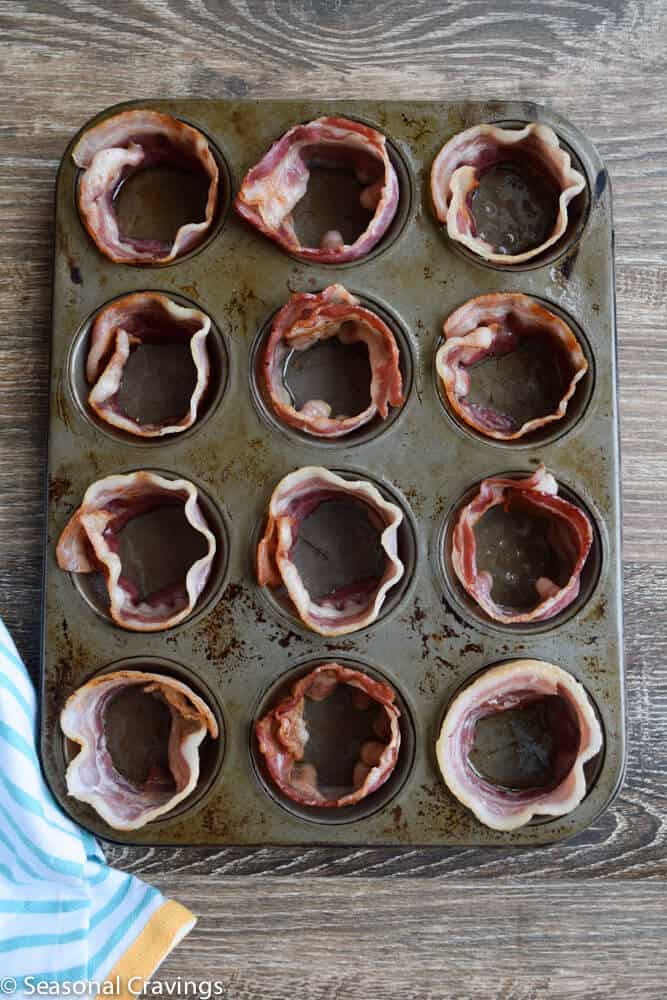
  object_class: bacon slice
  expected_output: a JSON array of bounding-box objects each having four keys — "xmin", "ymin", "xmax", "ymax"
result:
[
  {"xmin": 235, "ymin": 116, "xmax": 399, "ymax": 263},
  {"xmin": 257, "ymin": 467, "xmax": 404, "ymax": 636},
  {"xmin": 430, "ymin": 122, "xmax": 585, "ymax": 264},
  {"xmin": 73, "ymin": 109, "xmax": 219, "ymax": 264},
  {"xmin": 451, "ymin": 465, "xmax": 593, "ymax": 624},
  {"xmin": 262, "ymin": 284, "xmax": 403, "ymax": 438},
  {"xmin": 56, "ymin": 471, "xmax": 216, "ymax": 632},
  {"xmin": 61, "ymin": 670, "xmax": 218, "ymax": 830},
  {"xmin": 435, "ymin": 293, "xmax": 587, "ymax": 440},
  {"xmin": 436, "ymin": 659, "xmax": 602, "ymax": 830},
  {"xmin": 86, "ymin": 292, "xmax": 211, "ymax": 437},
  {"xmin": 256, "ymin": 663, "xmax": 401, "ymax": 807}
]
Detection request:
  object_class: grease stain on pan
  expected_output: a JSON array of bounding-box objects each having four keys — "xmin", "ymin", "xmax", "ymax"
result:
[
  {"xmin": 190, "ymin": 581, "xmax": 266, "ymax": 672},
  {"xmin": 416, "ymin": 780, "xmax": 477, "ymax": 839},
  {"xmin": 217, "ymin": 436, "xmax": 272, "ymax": 490},
  {"xmin": 382, "ymin": 802, "xmax": 411, "ymax": 840},
  {"xmin": 226, "ymin": 284, "xmax": 264, "ymax": 338},
  {"xmin": 48, "ymin": 474, "xmax": 73, "ymax": 507},
  {"xmin": 44, "ymin": 617, "xmax": 91, "ymax": 716},
  {"xmin": 273, "ymin": 629, "xmax": 306, "ymax": 650},
  {"xmin": 402, "ymin": 596, "xmax": 433, "ymax": 660}
]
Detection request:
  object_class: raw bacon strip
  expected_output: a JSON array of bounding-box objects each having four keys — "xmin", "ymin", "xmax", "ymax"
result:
[
  {"xmin": 73, "ymin": 109, "xmax": 219, "ymax": 264},
  {"xmin": 451, "ymin": 466, "xmax": 593, "ymax": 624},
  {"xmin": 257, "ymin": 467, "xmax": 404, "ymax": 636},
  {"xmin": 430, "ymin": 123, "xmax": 585, "ymax": 264},
  {"xmin": 235, "ymin": 116, "xmax": 399, "ymax": 263},
  {"xmin": 262, "ymin": 284, "xmax": 403, "ymax": 438},
  {"xmin": 436, "ymin": 659, "xmax": 602, "ymax": 830},
  {"xmin": 256, "ymin": 663, "xmax": 401, "ymax": 807},
  {"xmin": 86, "ymin": 292, "xmax": 211, "ymax": 437},
  {"xmin": 56, "ymin": 471, "xmax": 216, "ymax": 632},
  {"xmin": 61, "ymin": 670, "xmax": 218, "ymax": 830},
  {"xmin": 435, "ymin": 292, "xmax": 587, "ymax": 440}
]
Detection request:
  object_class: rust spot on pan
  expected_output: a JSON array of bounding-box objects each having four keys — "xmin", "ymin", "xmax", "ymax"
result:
[
  {"xmin": 323, "ymin": 639, "xmax": 356, "ymax": 652},
  {"xmin": 192, "ymin": 581, "xmax": 249, "ymax": 670},
  {"xmin": 48, "ymin": 475, "xmax": 72, "ymax": 506},
  {"xmin": 582, "ymin": 597, "xmax": 607, "ymax": 624},
  {"xmin": 180, "ymin": 281, "xmax": 200, "ymax": 299},
  {"xmin": 400, "ymin": 112, "xmax": 435, "ymax": 143},
  {"xmin": 418, "ymin": 669, "xmax": 438, "ymax": 696},
  {"xmin": 275, "ymin": 629, "xmax": 305, "ymax": 649},
  {"xmin": 404, "ymin": 597, "xmax": 432, "ymax": 659},
  {"xmin": 45, "ymin": 618, "xmax": 91, "ymax": 716},
  {"xmin": 440, "ymin": 595, "xmax": 469, "ymax": 632}
]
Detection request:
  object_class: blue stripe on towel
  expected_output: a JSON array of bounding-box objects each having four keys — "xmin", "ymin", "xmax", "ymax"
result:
[{"xmin": 0, "ymin": 620, "xmax": 179, "ymax": 978}]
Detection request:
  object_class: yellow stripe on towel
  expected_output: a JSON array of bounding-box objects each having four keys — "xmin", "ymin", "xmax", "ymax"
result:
[{"xmin": 103, "ymin": 900, "xmax": 196, "ymax": 1000}]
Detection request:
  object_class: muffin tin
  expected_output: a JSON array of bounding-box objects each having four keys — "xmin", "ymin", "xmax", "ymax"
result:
[{"xmin": 41, "ymin": 99, "xmax": 624, "ymax": 846}]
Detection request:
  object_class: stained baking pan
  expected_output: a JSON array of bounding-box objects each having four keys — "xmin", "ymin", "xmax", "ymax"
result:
[{"xmin": 41, "ymin": 99, "xmax": 624, "ymax": 846}]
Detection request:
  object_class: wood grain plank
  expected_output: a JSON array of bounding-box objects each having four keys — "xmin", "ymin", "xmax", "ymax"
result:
[
  {"xmin": 144, "ymin": 877, "xmax": 667, "ymax": 999},
  {"xmin": 0, "ymin": 0, "xmax": 666, "ymax": 975}
]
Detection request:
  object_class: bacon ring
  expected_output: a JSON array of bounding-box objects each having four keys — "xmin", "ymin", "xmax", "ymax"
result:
[
  {"xmin": 86, "ymin": 292, "xmax": 211, "ymax": 438},
  {"xmin": 451, "ymin": 465, "xmax": 593, "ymax": 624},
  {"xmin": 435, "ymin": 293, "xmax": 588, "ymax": 440},
  {"xmin": 436, "ymin": 659, "xmax": 602, "ymax": 830},
  {"xmin": 235, "ymin": 116, "xmax": 399, "ymax": 263},
  {"xmin": 262, "ymin": 284, "xmax": 404, "ymax": 438},
  {"xmin": 56, "ymin": 471, "xmax": 216, "ymax": 632},
  {"xmin": 257, "ymin": 467, "xmax": 404, "ymax": 636},
  {"xmin": 73, "ymin": 109, "xmax": 219, "ymax": 264},
  {"xmin": 431, "ymin": 122, "xmax": 585, "ymax": 264},
  {"xmin": 256, "ymin": 663, "xmax": 401, "ymax": 807},
  {"xmin": 61, "ymin": 670, "xmax": 218, "ymax": 830}
]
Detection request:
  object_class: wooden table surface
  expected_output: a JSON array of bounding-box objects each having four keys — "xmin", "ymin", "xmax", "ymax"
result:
[{"xmin": 1, "ymin": 1, "xmax": 666, "ymax": 996}]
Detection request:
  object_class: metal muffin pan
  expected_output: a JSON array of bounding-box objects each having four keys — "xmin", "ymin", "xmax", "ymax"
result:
[{"xmin": 42, "ymin": 99, "xmax": 624, "ymax": 846}]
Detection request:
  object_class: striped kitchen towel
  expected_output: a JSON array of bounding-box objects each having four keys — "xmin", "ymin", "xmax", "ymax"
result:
[{"xmin": 0, "ymin": 618, "xmax": 195, "ymax": 996}]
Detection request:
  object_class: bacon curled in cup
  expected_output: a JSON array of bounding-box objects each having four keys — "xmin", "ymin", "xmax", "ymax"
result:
[
  {"xmin": 235, "ymin": 116, "xmax": 399, "ymax": 263},
  {"xmin": 61, "ymin": 670, "xmax": 218, "ymax": 830},
  {"xmin": 255, "ymin": 663, "xmax": 401, "ymax": 807},
  {"xmin": 430, "ymin": 122, "xmax": 585, "ymax": 264},
  {"xmin": 435, "ymin": 659, "xmax": 602, "ymax": 830},
  {"xmin": 256, "ymin": 467, "xmax": 404, "ymax": 636},
  {"xmin": 435, "ymin": 293, "xmax": 588, "ymax": 440},
  {"xmin": 451, "ymin": 465, "xmax": 593, "ymax": 624},
  {"xmin": 56, "ymin": 471, "xmax": 216, "ymax": 632},
  {"xmin": 73, "ymin": 109, "xmax": 219, "ymax": 264},
  {"xmin": 262, "ymin": 284, "xmax": 404, "ymax": 438},
  {"xmin": 86, "ymin": 292, "xmax": 211, "ymax": 438}
]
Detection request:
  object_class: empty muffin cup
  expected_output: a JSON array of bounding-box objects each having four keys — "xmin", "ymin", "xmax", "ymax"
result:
[
  {"xmin": 234, "ymin": 115, "xmax": 413, "ymax": 265},
  {"xmin": 68, "ymin": 291, "xmax": 229, "ymax": 443},
  {"xmin": 57, "ymin": 470, "xmax": 230, "ymax": 632},
  {"xmin": 434, "ymin": 293, "xmax": 594, "ymax": 446},
  {"xmin": 435, "ymin": 659, "xmax": 604, "ymax": 830},
  {"xmin": 61, "ymin": 657, "xmax": 225, "ymax": 830},
  {"xmin": 255, "ymin": 466, "xmax": 418, "ymax": 636},
  {"xmin": 250, "ymin": 287, "xmax": 413, "ymax": 446},
  {"xmin": 73, "ymin": 108, "xmax": 230, "ymax": 265},
  {"xmin": 439, "ymin": 466, "xmax": 602, "ymax": 633},
  {"xmin": 431, "ymin": 120, "xmax": 590, "ymax": 270},
  {"xmin": 251, "ymin": 658, "xmax": 415, "ymax": 824}
]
